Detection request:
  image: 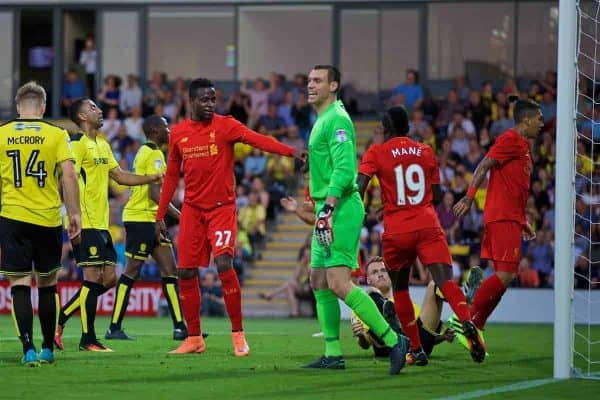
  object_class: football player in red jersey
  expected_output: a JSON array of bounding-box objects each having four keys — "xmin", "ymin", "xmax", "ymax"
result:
[
  {"xmin": 357, "ymin": 107, "xmax": 485, "ymax": 365},
  {"xmin": 454, "ymin": 99, "xmax": 542, "ymax": 332},
  {"xmin": 156, "ymin": 78, "xmax": 306, "ymax": 356}
]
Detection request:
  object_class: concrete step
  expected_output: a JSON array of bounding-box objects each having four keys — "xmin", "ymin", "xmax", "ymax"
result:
[
  {"xmin": 276, "ymin": 223, "xmax": 312, "ymax": 232},
  {"xmin": 260, "ymin": 253, "xmax": 298, "ymax": 262},
  {"xmin": 266, "ymin": 241, "xmax": 306, "ymax": 251},
  {"xmin": 255, "ymin": 260, "xmax": 297, "ymax": 268},
  {"xmin": 243, "ymin": 278, "xmax": 287, "ymax": 287},
  {"xmin": 270, "ymin": 231, "xmax": 309, "ymax": 242},
  {"xmin": 249, "ymin": 269, "xmax": 294, "ymax": 279}
]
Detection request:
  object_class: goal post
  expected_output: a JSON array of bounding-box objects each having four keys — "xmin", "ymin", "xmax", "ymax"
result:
[{"xmin": 554, "ymin": 0, "xmax": 577, "ymax": 380}]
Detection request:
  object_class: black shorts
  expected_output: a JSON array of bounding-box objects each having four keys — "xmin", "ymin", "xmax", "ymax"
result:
[
  {"xmin": 124, "ymin": 222, "xmax": 172, "ymax": 261},
  {"xmin": 73, "ymin": 229, "xmax": 117, "ymax": 267},
  {"xmin": 0, "ymin": 217, "xmax": 62, "ymax": 276},
  {"xmin": 418, "ymin": 319, "xmax": 443, "ymax": 356}
]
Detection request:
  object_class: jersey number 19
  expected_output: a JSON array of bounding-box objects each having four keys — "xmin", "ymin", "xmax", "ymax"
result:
[{"xmin": 394, "ymin": 164, "xmax": 425, "ymax": 206}]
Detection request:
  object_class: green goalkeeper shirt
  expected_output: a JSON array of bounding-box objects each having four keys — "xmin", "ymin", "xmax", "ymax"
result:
[{"xmin": 308, "ymin": 100, "xmax": 358, "ymax": 200}]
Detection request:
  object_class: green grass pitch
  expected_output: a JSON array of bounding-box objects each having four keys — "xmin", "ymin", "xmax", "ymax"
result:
[{"xmin": 0, "ymin": 316, "xmax": 598, "ymax": 399}]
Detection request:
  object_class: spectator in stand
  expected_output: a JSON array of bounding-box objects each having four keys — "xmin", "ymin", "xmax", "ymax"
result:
[
  {"xmin": 228, "ymin": 91, "xmax": 251, "ymax": 125},
  {"xmin": 408, "ymin": 108, "xmax": 430, "ymax": 139},
  {"xmin": 124, "ymin": 106, "xmax": 144, "ymax": 142},
  {"xmin": 490, "ymin": 105, "xmax": 514, "ymax": 138},
  {"xmin": 238, "ymin": 191, "xmax": 267, "ymax": 253},
  {"xmin": 241, "ymin": 78, "xmax": 269, "ymax": 124},
  {"xmin": 162, "ymin": 90, "xmax": 179, "ymax": 123},
  {"xmin": 391, "ymin": 69, "xmax": 424, "ymax": 110},
  {"xmin": 436, "ymin": 89, "xmax": 463, "ymax": 135},
  {"xmin": 79, "ymin": 35, "xmax": 97, "ymax": 99},
  {"xmin": 119, "ymin": 74, "xmax": 142, "ymax": 117},
  {"xmin": 447, "ymin": 109, "xmax": 476, "ymax": 138},
  {"xmin": 527, "ymin": 229, "xmax": 554, "ymax": 286},
  {"xmin": 97, "ymin": 75, "xmax": 121, "ymax": 114},
  {"xmin": 291, "ymin": 91, "xmax": 313, "ymax": 142},
  {"xmin": 502, "ymin": 77, "xmax": 518, "ymax": 95},
  {"xmin": 466, "ymin": 90, "xmax": 490, "ymax": 133},
  {"xmin": 268, "ymin": 72, "xmax": 286, "ymax": 106},
  {"xmin": 258, "ymin": 103, "xmax": 288, "ymax": 138},
  {"xmin": 244, "ymin": 148, "xmax": 268, "ymax": 180},
  {"xmin": 214, "ymin": 88, "xmax": 227, "ymax": 115},
  {"xmin": 291, "ymin": 73, "xmax": 307, "ymax": 103},
  {"xmin": 478, "ymin": 127, "xmax": 492, "ymax": 151},
  {"xmin": 463, "ymin": 138, "xmax": 484, "ymax": 173},
  {"xmin": 200, "ymin": 270, "xmax": 225, "ymax": 317},
  {"xmin": 143, "ymin": 71, "xmax": 167, "ymax": 117},
  {"xmin": 518, "ymin": 256, "xmax": 540, "ymax": 288},
  {"xmin": 110, "ymin": 123, "xmax": 134, "ymax": 160},
  {"xmin": 450, "ymin": 126, "xmax": 469, "ymax": 158},
  {"xmin": 61, "ymin": 69, "xmax": 86, "ymax": 115},
  {"xmin": 436, "ymin": 191, "xmax": 460, "ymax": 244},
  {"xmin": 278, "ymin": 91, "xmax": 295, "ymax": 127},
  {"xmin": 540, "ymin": 91, "xmax": 557, "ymax": 127},
  {"xmin": 540, "ymin": 70, "xmax": 557, "ymax": 98},
  {"xmin": 455, "ymin": 76, "xmax": 470, "ymax": 101},
  {"xmin": 100, "ymin": 107, "xmax": 122, "ymax": 142},
  {"xmin": 480, "ymin": 81, "xmax": 495, "ymax": 111}
]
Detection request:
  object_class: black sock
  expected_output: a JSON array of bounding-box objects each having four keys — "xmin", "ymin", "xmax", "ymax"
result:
[
  {"xmin": 38, "ymin": 286, "xmax": 58, "ymax": 351},
  {"xmin": 80, "ymin": 281, "xmax": 104, "ymax": 343},
  {"xmin": 11, "ymin": 285, "xmax": 34, "ymax": 354},
  {"xmin": 161, "ymin": 276, "xmax": 185, "ymax": 329},
  {"xmin": 58, "ymin": 288, "xmax": 81, "ymax": 326},
  {"xmin": 109, "ymin": 275, "xmax": 135, "ymax": 331}
]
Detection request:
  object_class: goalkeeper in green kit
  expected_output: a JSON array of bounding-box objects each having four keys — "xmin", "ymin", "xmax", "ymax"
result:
[{"xmin": 304, "ymin": 65, "xmax": 410, "ymax": 374}]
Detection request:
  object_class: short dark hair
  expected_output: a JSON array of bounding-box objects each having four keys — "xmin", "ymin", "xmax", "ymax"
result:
[
  {"xmin": 513, "ymin": 99, "xmax": 540, "ymax": 123},
  {"xmin": 383, "ymin": 106, "xmax": 409, "ymax": 136},
  {"xmin": 313, "ymin": 65, "xmax": 341, "ymax": 93},
  {"xmin": 69, "ymin": 97, "xmax": 89, "ymax": 126},
  {"xmin": 142, "ymin": 115, "xmax": 166, "ymax": 138},
  {"xmin": 188, "ymin": 78, "xmax": 214, "ymax": 100}
]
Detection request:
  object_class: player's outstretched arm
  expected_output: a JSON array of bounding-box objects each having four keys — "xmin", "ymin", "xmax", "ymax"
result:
[
  {"xmin": 453, "ymin": 156, "xmax": 498, "ymax": 218},
  {"xmin": 357, "ymin": 173, "xmax": 371, "ymax": 199},
  {"xmin": 149, "ymin": 183, "xmax": 181, "ymax": 220},
  {"xmin": 60, "ymin": 159, "xmax": 82, "ymax": 241},
  {"xmin": 281, "ymin": 196, "xmax": 315, "ymax": 226},
  {"xmin": 109, "ymin": 167, "xmax": 161, "ymax": 186}
]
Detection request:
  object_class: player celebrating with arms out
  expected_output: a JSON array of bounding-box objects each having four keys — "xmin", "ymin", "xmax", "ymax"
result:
[
  {"xmin": 105, "ymin": 115, "xmax": 187, "ymax": 341},
  {"xmin": 453, "ymin": 99, "xmax": 543, "ymax": 333},
  {"xmin": 357, "ymin": 106, "xmax": 486, "ymax": 365},
  {"xmin": 156, "ymin": 78, "xmax": 306, "ymax": 356},
  {"xmin": 304, "ymin": 65, "xmax": 409, "ymax": 374}
]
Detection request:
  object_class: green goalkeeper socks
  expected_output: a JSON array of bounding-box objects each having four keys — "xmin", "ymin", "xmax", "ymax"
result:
[
  {"xmin": 314, "ymin": 289, "xmax": 342, "ymax": 357},
  {"xmin": 345, "ymin": 286, "xmax": 398, "ymax": 348}
]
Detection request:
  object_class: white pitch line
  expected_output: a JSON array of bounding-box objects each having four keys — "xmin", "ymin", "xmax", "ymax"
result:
[{"xmin": 433, "ymin": 378, "xmax": 557, "ymax": 400}]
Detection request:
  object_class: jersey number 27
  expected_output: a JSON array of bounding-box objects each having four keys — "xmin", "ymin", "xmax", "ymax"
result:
[{"xmin": 394, "ymin": 164, "xmax": 425, "ymax": 206}]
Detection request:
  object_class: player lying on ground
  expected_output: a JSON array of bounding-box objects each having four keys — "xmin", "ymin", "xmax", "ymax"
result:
[{"xmin": 104, "ymin": 115, "xmax": 187, "ymax": 342}]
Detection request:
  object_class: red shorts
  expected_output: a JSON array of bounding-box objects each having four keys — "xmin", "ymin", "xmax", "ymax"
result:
[
  {"xmin": 382, "ymin": 228, "xmax": 452, "ymax": 271},
  {"xmin": 177, "ymin": 203, "xmax": 237, "ymax": 268},
  {"xmin": 481, "ymin": 221, "xmax": 522, "ymax": 273}
]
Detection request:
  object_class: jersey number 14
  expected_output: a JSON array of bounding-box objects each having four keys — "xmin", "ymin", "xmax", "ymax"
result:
[
  {"xmin": 394, "ymin": 164, "xmax": 425, "ymax": 206},
  {"xmin": 6, "ymin": 149, "xmax": 48, "ymax": 188}
]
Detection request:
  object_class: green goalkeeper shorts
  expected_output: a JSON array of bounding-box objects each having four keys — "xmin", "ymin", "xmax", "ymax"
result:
[{"xmin": 311, "ymin": 192, "xmax": 364, "ymax": 269}]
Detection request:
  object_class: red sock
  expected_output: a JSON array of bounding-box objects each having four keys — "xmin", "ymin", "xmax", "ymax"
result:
[
  {"xmin": 440, "ymin": 280, "xmax": 471, "ymax": 322},
  {"xmin": 392, "ymin": 290, "xmax": 421, "ymax": 351},
  {"xmin": 470, "ymin": 274, "xmax": 506, "ymax": 330},
  {"xmin": 179, "ymin": 275, "xmax": 201, "ymax": 336},
  {"xmin": 219, "ymin": 268, "xmax": 243, "ymax": 331}
]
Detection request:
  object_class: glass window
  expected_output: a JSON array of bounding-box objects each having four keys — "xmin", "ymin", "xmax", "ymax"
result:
[
  {"xmin": 517, "ymin": 2, "xmax": 558, "ymax": 76},
  {"xmin": 340, "ymin": 9, "xmax": 378, "ymax": 93},
  {"xmin": 102, "ymin": 11, "xmax": 139, "ymax": 78},
  {"xmin": 0, "ymin": 12, "xmax": 14, "ymax": 117},
  {"xmin": 148, "ymin": 6, "xmax": 235, "ymax": 81},
  {"xmin": 380, "ymin": 8, "xmax": 420, "ymax": 90},
  {"xmin": 238, "ymin": 5, "xmax": 332, "ymax": 80},
  {"xmin": 428, "ymin": 2, "xmax": 515, "ymax": 79}
]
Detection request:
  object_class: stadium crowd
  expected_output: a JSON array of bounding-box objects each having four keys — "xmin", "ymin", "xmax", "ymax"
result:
[{"xmin": 50, "ymin": 67, "xmax": 582, "ymax": 294}]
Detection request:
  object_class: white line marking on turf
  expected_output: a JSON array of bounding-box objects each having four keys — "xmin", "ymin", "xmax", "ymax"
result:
[{"xmin": 434, "ymin": 378, "xmax": 557, "ymax": 400}]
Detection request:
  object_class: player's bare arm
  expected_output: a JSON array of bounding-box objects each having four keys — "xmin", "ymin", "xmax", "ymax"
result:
[
  {"xmin": 109, "ymin": 167, "xmax": 161, "ymax": 186},
  {"xmin": 522, "ymin": 221, "xmax": 537, "ymax": 241},
  {"xmin": 60, "ymin": 159, "xmax": 82, "ymax": 241},
  {"xmin": 280, "ymin": 196, "xmax": 315, "ymax": 225},
  {"xmin": 357, "ymin": 173, "xmax": 371, "ymax": 200},
  {"xmin": 149, "ymin": 182, "xmax": 180, "ymax": 220},
  {"xmin": 453, "ymin": 156, "xmax": 498, "ymax": 218},
  {"xmin": 432, "ymin": 184, "xmax": 443, "ymax": 206}
]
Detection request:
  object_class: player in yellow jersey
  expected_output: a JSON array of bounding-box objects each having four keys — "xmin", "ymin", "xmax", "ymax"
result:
[
  {"xmin": 0, "ymin": 82, "xmax": 81, "ymax": 366},
  {"xmin": 54, "ymin": 98, "xmax": 161, "ymax": 352},
  {"xmin": 105, "ymin": 115, "xmax": 188, "ymax": 341}
]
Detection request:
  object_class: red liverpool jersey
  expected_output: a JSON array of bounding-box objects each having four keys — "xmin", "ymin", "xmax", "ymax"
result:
[
  {"xmin": 359, "ymin": 137, "xmax": 441, "ymax": 233},
  {"xmin": 484, "ymin": 129, "xmax": 531, "ymax": 225},
  {"xmin": 157, "ymin": 115, "xmax": 294, "ymax": 219}
]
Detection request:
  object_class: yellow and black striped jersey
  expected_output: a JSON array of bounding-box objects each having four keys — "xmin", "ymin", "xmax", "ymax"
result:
[
  {"xmin": 0, "ymin": 119, "xmax": 74, "ymax": 227},
  {"xmin": 70, "ymin": 132, "xmax": 119, "ymax": 230},
  {"xmin": 122, "ymin": 142, "xmax": 166, "ymax": 222}
]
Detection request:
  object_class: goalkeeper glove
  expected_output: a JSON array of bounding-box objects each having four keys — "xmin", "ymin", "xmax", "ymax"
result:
[{"xmin": 315, "ymin": 203, "xmax": 335, "ymax": 247}]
